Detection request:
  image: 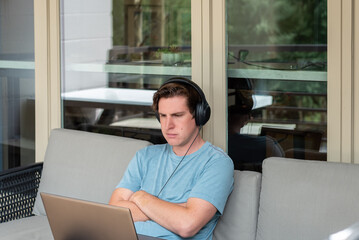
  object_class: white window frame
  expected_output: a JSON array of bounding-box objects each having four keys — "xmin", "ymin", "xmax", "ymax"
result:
[{"xmin": 34, "ymin": 0, "xmax": 61, "ymax": 162}]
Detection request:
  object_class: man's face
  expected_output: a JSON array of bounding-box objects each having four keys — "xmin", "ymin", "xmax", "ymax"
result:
[{"xmin": 158, "ymin": 96, "xmax": 198, "ymax": 152}]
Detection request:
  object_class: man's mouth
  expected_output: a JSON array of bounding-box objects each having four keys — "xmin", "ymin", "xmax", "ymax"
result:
[{"xmin": 166, "ymin": 133, "xmax": 177, "ymax": 138}]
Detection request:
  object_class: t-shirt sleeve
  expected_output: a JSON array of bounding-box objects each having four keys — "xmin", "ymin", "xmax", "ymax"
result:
[
  {"xmin": 116, "ymin": 151, "xmax": 143, "ymax": 193},
  {"xmin": 188, "ymin": 156, "xmax": 234, "ymax": 215}
]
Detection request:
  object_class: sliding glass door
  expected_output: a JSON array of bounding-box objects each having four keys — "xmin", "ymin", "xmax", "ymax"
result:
[
  {"xmin": 227, "ymin": 0, "xmax": 327, "ymax": 171},
  {"xmin": 0, "ymin": 0, "xmax": 35, "ymax": 171},
  {"xmin": 60, "ymin": 0, "xmax": 191, "ymax": 144}
]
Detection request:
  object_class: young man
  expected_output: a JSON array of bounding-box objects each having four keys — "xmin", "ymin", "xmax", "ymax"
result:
[{"xmin": 109, "ymin": 77, "xmax": 234, "ymax": 240}]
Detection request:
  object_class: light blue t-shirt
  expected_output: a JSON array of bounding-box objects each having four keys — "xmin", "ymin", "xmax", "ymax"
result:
[{"xmin": 117, "ymin": 142, "xmax": 234, "ymax": 240}]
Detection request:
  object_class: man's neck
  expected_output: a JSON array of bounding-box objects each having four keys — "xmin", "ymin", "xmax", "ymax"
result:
[{"xmin": 172, "ymin": 137, "xmax": 205, "ymax": 156}]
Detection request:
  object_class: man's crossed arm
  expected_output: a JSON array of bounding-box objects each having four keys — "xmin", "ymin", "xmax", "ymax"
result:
[{"xmin": 109, "ymin": 188, "xmax": 217, "ymax": 238}]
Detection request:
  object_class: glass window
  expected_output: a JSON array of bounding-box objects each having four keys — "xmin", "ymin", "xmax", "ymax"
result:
[
  {"xmin": 60, "ymin": 0, "xmax": 191, "ymax": 144},
  {"xmin": 0, "ymin": 0, "xmax": 35, "ymax": 171},
  {"xmin": 227, "ymin": 0, "xmax": 327, "ymax": 171}
]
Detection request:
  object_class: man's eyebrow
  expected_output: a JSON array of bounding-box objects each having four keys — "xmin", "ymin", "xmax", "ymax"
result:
[
  {"xmin": 158, "ymin": 111, "xmax": 186, "ymax": 116},
  {"xmin": 171, "ymin": 111, "xmax": 186, "ymax": 115}
]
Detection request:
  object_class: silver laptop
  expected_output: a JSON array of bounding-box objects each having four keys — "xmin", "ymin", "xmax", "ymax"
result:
[{"xmin": 41, "ymin": 192, "xmax": 162, "ymax": 240}]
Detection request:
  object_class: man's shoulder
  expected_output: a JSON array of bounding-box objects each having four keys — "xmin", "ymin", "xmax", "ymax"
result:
[
  {"xmin": 204, "ymin": 142, "xmax": 230, "ymax": 159},
  {"xmin": 201, "ymin": 142, "xmax": 234, "ymax": 169}
]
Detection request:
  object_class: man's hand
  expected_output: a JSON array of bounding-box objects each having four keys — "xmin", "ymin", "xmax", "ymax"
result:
[
  {"xmin": 109, "ymin": 188, "xmax": 150, "ymax": 222},
  {"xmin": 129, "ymin": 190, "xmax": 154, "ymax": 207}
]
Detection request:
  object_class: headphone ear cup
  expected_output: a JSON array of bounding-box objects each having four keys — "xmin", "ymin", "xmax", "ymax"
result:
[
  {"xmin": 195, "ymin": 102, "xmax": 211, "ymax": 126},
  {"xmin": 203, "ymin": 104, "xmax": 211, "ymax": 125}
]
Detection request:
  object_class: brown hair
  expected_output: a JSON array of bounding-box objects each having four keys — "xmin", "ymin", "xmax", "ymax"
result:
[{"xmin": 152, "ymin": 82, "xmax": 201, "ymax": 117}]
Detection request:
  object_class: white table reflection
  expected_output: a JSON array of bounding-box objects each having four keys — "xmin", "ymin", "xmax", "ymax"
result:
[
  {"xmin": 62, "ymin": 87, "xmax": 155, "ymax": 107},
  {"xmin": 63, "ymin": 87, "xmax": 274, "ymax": 131}
]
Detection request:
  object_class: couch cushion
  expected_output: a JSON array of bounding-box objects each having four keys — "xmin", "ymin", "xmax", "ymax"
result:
[
  {"xmin": 256, "ymin": 157, "xmax": 359, "ymax": 240},
  {"xmin": 33, "ymin": 129, "xmax": 151, "ymax": 216},
  {"xmin": 213, "ymin": 170, "xmax": 261, "ymax": 240},
  {"xmin": 0, "ymin": 216, "xmax": 52, "ymax": 240}
]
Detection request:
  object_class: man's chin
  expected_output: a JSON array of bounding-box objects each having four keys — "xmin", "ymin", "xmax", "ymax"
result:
[{"xmin": 165, "ymin": 139, "xmax": 178, "ymax": 146}]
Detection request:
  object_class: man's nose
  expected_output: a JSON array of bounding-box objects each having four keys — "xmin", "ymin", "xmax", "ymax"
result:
[{"xmin": 165, "ymin": 117, "xmax": 174, "ymax": 129}]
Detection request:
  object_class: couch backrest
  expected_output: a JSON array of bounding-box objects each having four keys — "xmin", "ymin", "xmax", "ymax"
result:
[
  {"xmin": 256, "ymin": 157, "xmax": 359, "ymax": 240},
  {"xmin": 33, "ymin": 129, "xmax": 152, "ymax": 216},
  {"xmin": 213, "ymin": 170, "xmax": 262, "ymax": 240}
]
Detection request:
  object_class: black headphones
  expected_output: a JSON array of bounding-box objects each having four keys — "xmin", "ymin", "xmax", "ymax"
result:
[{"xmin": 155, "ymin": 77, "xmax": 211, "ymax": 126}]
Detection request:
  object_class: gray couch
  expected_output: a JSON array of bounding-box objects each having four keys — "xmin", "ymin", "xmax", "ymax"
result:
[{"xmin": 1, "ymin": 128, "xmax": 359, "ymax": 240}]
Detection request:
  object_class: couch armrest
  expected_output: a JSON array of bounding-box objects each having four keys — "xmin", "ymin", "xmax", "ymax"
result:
[{"xmin": 0, "ymin": 163, "xmax": 43, "ymax": 223}]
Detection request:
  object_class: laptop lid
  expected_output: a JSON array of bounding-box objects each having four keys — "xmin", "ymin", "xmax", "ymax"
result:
[{"xmin": 41, "ymin": 192, "xmax": 161, "ymax": 240}]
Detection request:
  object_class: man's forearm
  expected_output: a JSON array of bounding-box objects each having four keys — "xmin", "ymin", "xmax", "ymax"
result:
[
  {"xmin": 130, "ymin": 191, "xmax": 216, "ymax": 238},
  {"xmin": 109, "ymin": 188, "xmax": 215, "ymax": 238},
  {"xmin": 109, "ymin": 200, "xmax": 150, "ymax": 222},
  {"xmin": 130, "ymin": 192, "xmax": 187, "ymax": 235},
  {"xmin": 109, "ymin": 188, "xmax": 150, "ymax": 222}
]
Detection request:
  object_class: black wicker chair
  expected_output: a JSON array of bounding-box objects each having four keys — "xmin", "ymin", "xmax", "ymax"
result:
[{"xmin": 0, "ymin": 163, "xmax": 43, "ymax": 223}]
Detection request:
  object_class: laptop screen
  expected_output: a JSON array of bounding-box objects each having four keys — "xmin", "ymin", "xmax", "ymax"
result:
[{"xmin": 41, "ymin": 193, "xmax": 162, "ymax": 240}]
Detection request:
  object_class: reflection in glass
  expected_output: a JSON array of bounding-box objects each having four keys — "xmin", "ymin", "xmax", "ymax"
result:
[
  {"xmin": 0, "ymin": 0, "xmax": 35, "ymax": 171},
  {"xmin": 228, "ymin": 79, "xmax": 284, "ymax": 172},
  {"xmin": 227, "ymin": 0, "xmax": 327, "ymax": 171},
  {"xmin": 61, "ymin": 0, "xmax": 191, "ymax": 144}
]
